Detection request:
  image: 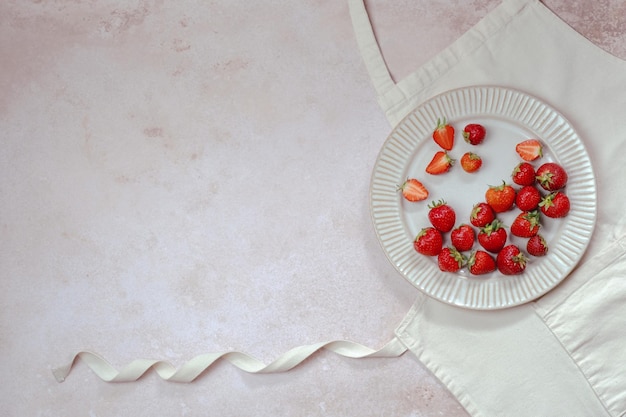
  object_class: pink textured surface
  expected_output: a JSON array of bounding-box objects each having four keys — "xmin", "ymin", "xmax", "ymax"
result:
[{"xmin": 1, "ymin": 1, "xmax": 623, "ymax": 416}]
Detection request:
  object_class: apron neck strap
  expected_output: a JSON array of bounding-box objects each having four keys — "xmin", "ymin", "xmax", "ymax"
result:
[{"xmin": 348, "ymin": 0, "xmax": 398, "ymax": 108}]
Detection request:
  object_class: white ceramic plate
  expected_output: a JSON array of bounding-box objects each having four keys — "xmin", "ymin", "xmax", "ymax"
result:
[{"xmin": 370, "ymin": 86, "xmax": 596, "ymax": 309}]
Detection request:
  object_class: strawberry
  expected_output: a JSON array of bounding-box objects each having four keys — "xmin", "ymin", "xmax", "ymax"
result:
[
  {"xmin": 527, "ymin": 234, "xmax": 548, "ymax": 257},
  {"xmin": 428, "ymin": 200, "xmax": 456, "ymax": 232},
  {"xmin": 451, "ymin": 224, "xmax": 475, "ymax": 252},
  {"xmin": 539, "ymin": 191, "xmax": 570, "ymax": 218},
  {"xmin": 425, "ymin": 151, "xmax": 454, "ymax": 175},
  {"xmin": 432, "ymin": 117, "xmax": 455, "ymax": 151},
  {"xmin": 496, "ymin": 244, "xmax": 527, "ymax": 275},
  {"xmin": 467, "ymin": 250, "xmax": 496, "ymax": 275},
  {"xmin": 515, "ymin": 139, "xmax": 543, "ymax": 161},
  {"xmin": 477, "ymin": 219, "xmax": 507, "ymax": 253},
  {"xmin": 536, "ymin": 162, "xmax": 568, "ymax": 191},
  {"xmin": 510, "ymin": 210, "xmax": 541, "ymax": 237},
  {"xmin": 397, "ymin": 178, "xmax": 428, "ymax": 202},
  {"xmin": 414, "ymin": 227, "xmax": 443, "ymax": 256},
  {"xmin": 460, "ymin": 152, "xmax": 482, "ymax": 173},
  {"xmin": 438, "ymin": 247, "xmax": 465, "ymax": 272},
  {"xmin": 511, "ymin": 162, "xmax": 536, "ymax": 186},
  {"xmin": 470, "ymin": 202, "xmax": 495, "ymax": 228},
  {"xmin": 515, "ymin": 185, "xmax": 541, "ymax": 211},
  {"xmin": 485, "ymin": 181, "xmax": 516, "ymax": 213},
  {"xmin": 462, "ymin": 123, "xmax": 486, "ymax": 145}
]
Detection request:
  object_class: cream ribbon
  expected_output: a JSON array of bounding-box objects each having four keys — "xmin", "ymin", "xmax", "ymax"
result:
[{"xmin": 53, "ymin": 337, "xmax": 407, "ymax": 382}]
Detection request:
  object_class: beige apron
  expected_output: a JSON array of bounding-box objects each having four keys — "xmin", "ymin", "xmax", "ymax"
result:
[
  {"xmin": 54, "ymin": 1, "xmax": 626, "ymax": 415},
  {"xmin": 352, "ymin": 0, "xmax": 626, "ymax": 415}
]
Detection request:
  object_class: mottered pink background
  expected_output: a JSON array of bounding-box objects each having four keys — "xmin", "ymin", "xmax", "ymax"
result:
[{"xmin": 2, "ymin": 1, "xmax": 624, "ymax": 416}]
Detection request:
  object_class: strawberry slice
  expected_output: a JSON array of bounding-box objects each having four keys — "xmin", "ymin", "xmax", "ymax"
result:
[
  {"xmin": 397, "ymin": 178, "xmax": 428, "ymax": 202},
  {"xmin": 432, "ymin": 118, "xmax": 455, "ymax": 151},
  {"xmin": 425, "ymin": 151, "xmax": 454, "ymax": 175},
  {"xmin": 515, "ymin": 139, "xmax": 543, "ymax": 161}
]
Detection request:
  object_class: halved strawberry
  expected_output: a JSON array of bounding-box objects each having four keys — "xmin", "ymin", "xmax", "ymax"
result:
[
  {"xmin": 425, "ymin": 151, "xmax": 454, "ymax": 175},
  {"xmin": 432, "ymin": 118, "xmax": 455, "ymax": 151},
  {"xmin": 397, "ymin": 178, "xmax": 428, "ymax": 202},
  {"xmin": 515, "ymin": 139, "xmax": 543, "ymax": 161}
]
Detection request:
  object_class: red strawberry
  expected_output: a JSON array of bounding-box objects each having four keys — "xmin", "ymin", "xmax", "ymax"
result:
[
  {"xmin": 536, "ymin": 162, "xmax": 568, "ymax": 191},
  {"xmin": 451, "ymin": 224, "xmax": 475, "ymax": 252},
  {"xmin": 432, "ymin": 117, "xmax": 455, "ymax": 151},
  {"xmin": 496, "ymin": 244, "xmax": 527, "ymax": 275},
  {"xmin": 477, "ymin": 220, "xmax": 507, "ymax": 253},
  {"xmin": 467, "ymin": 250, "xmax": 496, "ymax": 275},
  {"xmin": 414, "ymin": 227, "xmax": 443, "ymax": 256},
  {"xmin": 515, "ymin": 185, "xmax": 542, "ymax": 211},
  {"xmin": 527, "ymin": 234, "xmax": 548, "ymax": 257},
  {"xmin": 470, "ymin": 202, "xmax": 495, "ymax": 228},
  {"xmin": 397, "ymin": 178, "xmax": 429, "ymax": 202},
  {"xmin": 515, "ymin": 139, "xmax": 543, "ymax": 161},
  {"xmin": 438, "ymin": 247, "xmax": 465, "ymax": 272},
  {"xmin": 425, "ymin": 151, "xmax": 454, "ymax": 175},
  {"xmin": 511, "ymin": 162, "xmax": 536, "ymax": 186},
  {"xmin": 539, "ymin": 191, "xmax": 570, "ymax": 218},
  {"xmin": 462, "ymin": 123, "xmax": 486, "ymax": 145},
  {"xmin": 428, "ymin": 200, "xmax": 456, "ymax": 232},
  {"xmin": 485, "ymin": 181, "xmax": 516, "ymax": 213},
  {"xmin": 510, "ymin": 210, "xmax": 541, "ymax": 237},
  {"xmin": 460, "ymin": 152, "xmax": 482, "ymax": 173}
]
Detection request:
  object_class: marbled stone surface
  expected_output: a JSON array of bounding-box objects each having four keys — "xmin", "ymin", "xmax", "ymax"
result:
[{"xmin": 1, "ymin": 1, "xmax": 624, "ymax": 416}]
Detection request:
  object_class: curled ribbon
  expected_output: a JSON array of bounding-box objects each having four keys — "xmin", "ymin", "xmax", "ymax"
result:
[{"xmin": 52, "ymin": 337, "xmax": 407, "ymax": 383}]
